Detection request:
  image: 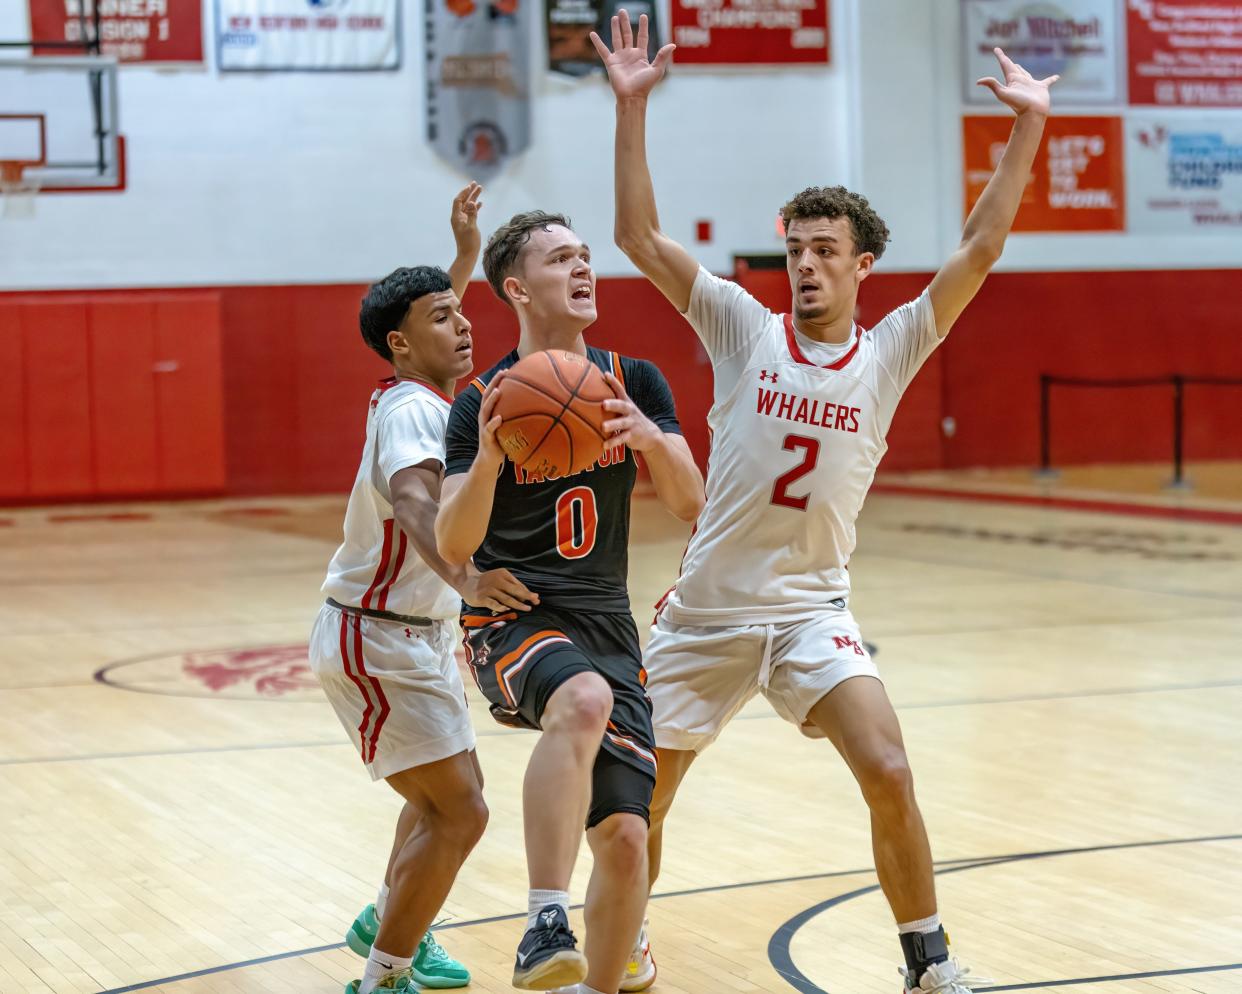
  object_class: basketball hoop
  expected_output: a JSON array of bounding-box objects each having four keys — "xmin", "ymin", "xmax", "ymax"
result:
[{"xmin": 1, "ymin": 160, "xmax": 42, "ymax": 219}]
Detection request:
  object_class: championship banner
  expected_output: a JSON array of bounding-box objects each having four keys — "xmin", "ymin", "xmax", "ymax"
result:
[
  {"xmin": 1127, "ymin": 115, "xmax": 1242, "ymax": 231},
  {"xmin": 216, "ymin": 0, "xmax": 399, "ymax": 71},
  {"xmin": 963, "ymin": 115, "xmax": 1125, "ymax": 231},
  {"xmin": 425, "ymin": 0, "xmax": 531, "ymax": 178},
  {"xmin": 1127, "ymin": 0, "xmax": 1242, "ymax": 107},
  {"xmin": 29, "ymin": 0, "xmax": 203, "ymax": 63},
  {"xmin": 547, "ymin": 0, "xmax": 660, "ymax": 77},
  {"xmin": 669, "ymin": 0, "xmax": 829, "ymax": 66},
  {"xmin": 962, "ymin": 0, "xmax": 1119, "ymax": 104}
]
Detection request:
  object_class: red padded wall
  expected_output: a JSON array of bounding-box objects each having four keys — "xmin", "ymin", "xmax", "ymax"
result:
[
  {"xmin": 23, "ymin": 301, "xmax": 94, "ymax": 497},
  {"xmin": 3, "ymin": 268, "xmax": 1240, "ymax": 501}
]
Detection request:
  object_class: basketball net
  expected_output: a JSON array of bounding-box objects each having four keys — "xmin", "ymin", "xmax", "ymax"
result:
[{"xmin": 1, "ymin": 161, "xmax": 42, "ymax": 219}]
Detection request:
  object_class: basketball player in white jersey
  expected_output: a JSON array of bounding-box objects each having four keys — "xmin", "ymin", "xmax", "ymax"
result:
[
  {"xmin": 309, "ymin": 185, "xmax": 539, "ymax": 994},
  {"xmin": 593, "ymin": 14, "xmax": 1058, "ymax": 993}
]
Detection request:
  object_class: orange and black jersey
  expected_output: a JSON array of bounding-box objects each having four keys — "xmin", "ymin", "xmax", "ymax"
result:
[{"xmin": 445, "ymin": 347, "xmax": 682, "ymax": 613}]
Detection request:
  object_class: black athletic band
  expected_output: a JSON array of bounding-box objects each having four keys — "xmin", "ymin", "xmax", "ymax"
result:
[{"xmin": 326, "ymin": 597, "xmax": 435, "ymax": 628}]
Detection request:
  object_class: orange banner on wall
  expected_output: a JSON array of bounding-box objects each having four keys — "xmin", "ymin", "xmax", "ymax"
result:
[{"xmin": 963, "ymin": 115, "xmax": 1125, "ymax": 232}]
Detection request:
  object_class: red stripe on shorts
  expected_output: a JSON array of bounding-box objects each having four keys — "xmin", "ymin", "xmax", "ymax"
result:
[
  {"xmin": 353, "ymin": 617, "xmax": 391, "ymax": 763},
  {"xmin": 339, "ymin": 612, "xmax": 376, "ymax": 756}
]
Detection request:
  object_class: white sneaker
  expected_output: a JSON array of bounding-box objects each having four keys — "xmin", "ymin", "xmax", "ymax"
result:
[
  {"xmin": 900, "ymin": 958, "xmax": 993, "ymax": 994},
  {"xmin": 619, "ymin": 918, "xmax": 657, "ymax": 991}
]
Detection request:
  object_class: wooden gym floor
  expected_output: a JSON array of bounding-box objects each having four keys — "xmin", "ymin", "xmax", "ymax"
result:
[{"xmin": 1, "ymin": 471, "xmax": 1240, "ymax": 994}]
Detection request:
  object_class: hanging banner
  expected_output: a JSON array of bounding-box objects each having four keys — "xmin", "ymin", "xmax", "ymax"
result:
[
  {"xmin": 426, "ymin": 0, "xmax": 531, "ymax": 178},
  {"xmin": 547, "ymin": 0, "xmax": 661, "ymax": 77},
  {"xmin": 216, "ymin": 0, "xmax": 399, "ymax": 71},
  {"xmin": 669, "ymin": 0, "xmax": 829, "ymax": 65},
  {"xmin": 1127, "ymin": 115, "xmax": 1242, "ymax": 231},
  {"xmin": 963, "ymin": 115, "xmax": 1125, "ymax": 231},
  {"xmin": 1127, "ymin": 0, "xmax": 1242, "ymax": 107},
  {"xmin": 961, "ymin": 0, "xmax": 1120, "ymax": 105},
  {"xmin": 29, "ymin": 0, "xmax": 203, "ymax": 63}
]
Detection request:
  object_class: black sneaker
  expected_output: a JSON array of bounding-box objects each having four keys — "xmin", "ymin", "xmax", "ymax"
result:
[{"xmin": 512, "ymin": 904, "xmax": 588, "ymax": 991}]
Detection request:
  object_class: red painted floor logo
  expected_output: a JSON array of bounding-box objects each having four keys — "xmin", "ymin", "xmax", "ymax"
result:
[
  {"xmin": 95, "ymin": 643, "xmax": 323, "ymax": 701},
  {"xmin": 183, "ymin": 646, "xmax": 320, "ymax": 697}
]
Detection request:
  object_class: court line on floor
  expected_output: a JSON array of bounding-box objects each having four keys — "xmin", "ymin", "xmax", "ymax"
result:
[
  {"xmin": 93, "ymin": 833, "xmax": 1240, "ymax": 994},
  {"xmin": 981, "ymin": 963, "xmax": 1242, "ymax": 991},
  {"xmin": 767, "ymin": 834, "xmax": 1242, "ymax": 994},
  {"xmin": 7, "ymin": 678, "xmax": 1241, "ymax": 767},
  {"xmin": 869, "ymin": 483, "xmax": 1242, "ymax": 526}
]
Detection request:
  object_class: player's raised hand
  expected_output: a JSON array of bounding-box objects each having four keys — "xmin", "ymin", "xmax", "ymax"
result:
[
  {"xmin": 977, "ymin": 48, "xmax": 1058, "ymax": 116},
  {"xmin": 451, "ymin": 182, "xmax": 483, "ymax": 249},
  {"xmin": 591, "ymin": 9, "xmax": 675, "ymax": 100},
  {"xmin": 601, "ymin": 370, "xmax": 661, "ymax": 452},
  {"xmin": 461, "ymin": 565, "xmax": 539, "ymax": 612},
  {"xmin": 477, "ymin": 372, "xmax": 508, "ymax": 467}
]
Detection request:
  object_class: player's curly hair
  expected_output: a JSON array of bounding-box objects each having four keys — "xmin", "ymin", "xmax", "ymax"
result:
[
  {"xmin": 359, "ymin": 265, "xmax": 453, "ymax": 361},
  {"xmin": 483, "ymin": 209, "xmax": 574, "ymax": 307},
  {"xmin": 780, "ymin": 186, "xmax": 891, "ymax": 259}
]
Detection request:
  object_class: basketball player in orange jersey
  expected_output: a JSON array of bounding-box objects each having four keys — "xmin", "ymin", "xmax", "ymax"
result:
[
  {"xmin": 436, "ymin": 210, "xmax": 704, "ymax": 993},
  {"xmin": 594, "ymin": 13, "xmax": 1058, "ymax": 993},
  {"xmin": 309, "ymin": 185, "xmax": 541, "ymax": 994}
]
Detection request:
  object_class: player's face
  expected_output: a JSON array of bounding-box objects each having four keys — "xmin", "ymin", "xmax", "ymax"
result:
[
  {"xmin": 785, "ymin": 217, "xmax": 873, "ymax": 321},
  {"xmin": 393, "ymin": 290, "xmax": 473, "ymax": 381},
  {"xmin": 514, "ymin": 225, "xmax": 597, "ymax": 328}
]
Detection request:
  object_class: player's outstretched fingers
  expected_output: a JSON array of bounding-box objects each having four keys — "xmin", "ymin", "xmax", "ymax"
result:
[
  {"xmin": 589, "ymin": 29, "xmax": 609, "ymax": 60},
  {"xmin": 636, "ymin": 11, "xmax": 648, "ymax": 52},
  {"xmin": 619, "ymin": 8, "xmax": 634, "ymax": 48}
]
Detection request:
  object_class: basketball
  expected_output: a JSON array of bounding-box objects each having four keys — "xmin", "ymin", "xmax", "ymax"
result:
[{"xmin": 493, "ymin": 350, "xmax": 615, "ymax": 477}]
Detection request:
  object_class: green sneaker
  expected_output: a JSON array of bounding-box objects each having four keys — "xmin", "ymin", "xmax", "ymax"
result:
[
  {"xmin": 345, "ymin": 904, "xmax": 380, "ymax": 958},
  {"xmin": 411, "ymin": 928, "xmax": 470, "ymax": 989},
  {"xmin": 344, "ymin": 967, "xmax": 417, "ymax": 994},
  {"xmin": 344, "ymin": 904, "xmax": 470, "ymax": 989}
]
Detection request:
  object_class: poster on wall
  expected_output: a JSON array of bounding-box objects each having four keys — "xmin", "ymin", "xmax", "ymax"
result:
[
  {"xmin": 1127, "ymin": 115, "xmax": 1242, "ymax": 231},
  {"xmin": 668, "ymin": 0, "xmax": 829, "ymax": 65},
  {"xmin": 29, "ymin": 0, "xmax": 203, "ymax": 63},
  {"xmin": 963, "ymin": 115, "xmax": 1125, "ymax": 231},
  {"xmin": 1127, "ymin": 0, "xmax": 1242, "ymax": 107},
  {"xmin": 961, "ymin": 0, "xmax": 1119, "ymax": 104},
  {"xmin": 216, "ymin": 0, "xmax": 399, "ymax": 70},
  {"xmin": 547, "ymin": 0, "xmax": 660, "ymax": 77},
  {"xmin": 426, "ymin": 0, "xmax": 531, "ymax": 178}
]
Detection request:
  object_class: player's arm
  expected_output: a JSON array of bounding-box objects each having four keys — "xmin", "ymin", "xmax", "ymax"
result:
[
  {"xmin": 436, "ymin": 375, "xmax": 507, "ymax": 565},
  {"xmin": 391, "ymin": 462, "xmax": 537, "ymax": 611},
  {"xmin": 447, "ymin": 182, "xmax": 483, "ymax": 302},
  {"xmin": 592, "ymin": 11, "xmax": 699, "ymax": 314},
  {"xmin": 928, "ymin": 48, "xmax": 1057, "ymax": 338},
  {"xmin": 603, "ymin": 369, "xmax": 704, "ymax": 522}
]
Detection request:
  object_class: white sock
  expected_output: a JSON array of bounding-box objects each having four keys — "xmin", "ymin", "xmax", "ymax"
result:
[
  {"xmin": 579, "ymin": 986, "xmax": 608, "ymax": 994},
  {"xmin": 375, "ymin": 881, "xmax": 390, "ymax": 921},
  {"xmin": 897, "ymin": 912, "xmax": 941, "ymax": 935},
  {"xmin": 359, "ymin": 946, "xmax": 412, "ymax": 994},
  {"xmin": 527, "ymin": 888, "xmax": 569, "ymax": 928}
]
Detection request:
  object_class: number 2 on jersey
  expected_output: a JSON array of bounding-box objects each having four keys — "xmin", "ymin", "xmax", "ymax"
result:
[
  {"xmin": 770, "ymin": 434, "xmax": 820, "ymax": 511},
  {"xmin": 555, "ymin": 486, "xmax": 598, "ymax": 559}
]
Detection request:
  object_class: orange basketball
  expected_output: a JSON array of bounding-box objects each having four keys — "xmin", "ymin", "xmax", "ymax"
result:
[{"xmin": 494, "ymin": 350, "xmax": 614, "ymax": 478}]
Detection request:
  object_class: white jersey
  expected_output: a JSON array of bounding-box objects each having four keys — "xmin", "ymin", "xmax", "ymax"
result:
[
  {"xmin": 322, "ymin": 377, "xmax": 461, "ymax": 622},
  {"xmin": 660, "ymin": 268, "xmax": 942, "ymax": 626}
]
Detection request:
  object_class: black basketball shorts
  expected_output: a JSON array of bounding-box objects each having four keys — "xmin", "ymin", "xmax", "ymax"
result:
[{"xmin": 460, "ymin": 603, "xmax": 656, "ymax": 826}]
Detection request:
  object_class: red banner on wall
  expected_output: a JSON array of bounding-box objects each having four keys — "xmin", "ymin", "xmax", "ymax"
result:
[
  {"xmin": 963, "ymin": 115, "xmax": 1125, "ymax": 232},
  {"xmin": 669, "ymin": 0, "xmax": 829, "ymax": 65},
  {"xmin": 30, "ymin": 0, "xmax": 203, "ymax": 64},
  {"xmin": 1127, "ymin": 0, "xmax": 1242, "ymax": 107}
]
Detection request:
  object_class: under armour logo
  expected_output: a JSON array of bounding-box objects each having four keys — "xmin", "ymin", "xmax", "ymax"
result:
[
  {"xmin": 760, "ymin": 369, "xmax": 778, "ymax": 383},
  {"xmin": 404, "ymin": 628, "xmax": 413, "ymax": 638}
]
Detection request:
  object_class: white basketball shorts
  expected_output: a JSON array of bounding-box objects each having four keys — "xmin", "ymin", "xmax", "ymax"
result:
[
  {"xmin": 309, "ymin": 601, "xmax": 476, "ymax": 781},
  {"xmin": 644, "ymin": 607, "xmax": 881, "ymax": 754}
]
